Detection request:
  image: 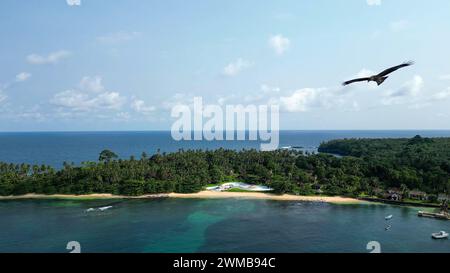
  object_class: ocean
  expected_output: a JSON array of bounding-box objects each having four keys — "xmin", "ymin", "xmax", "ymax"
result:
[
  {"xmin": 0, "ymin": 198, "xmax": 449, "ymax": 253},
  {"xmin": 1, "ymin": 130, "xmax": 450, "ymax": 167}
]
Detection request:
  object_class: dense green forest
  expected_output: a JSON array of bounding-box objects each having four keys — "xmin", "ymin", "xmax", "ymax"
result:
[
  {"xmin": 318, "ymin": 135, "xmax": 450, "ymax": 195},
  {"xmin": 0, "ymin": 135, "xmax": 449, "ymax": 197}
]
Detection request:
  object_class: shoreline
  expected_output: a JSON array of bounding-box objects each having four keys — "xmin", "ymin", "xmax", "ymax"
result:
[
  {"xmin": 0, "ymin": 193, "xmax": 169, "ymax": 200},
  {"xmin": 0, "ymin": 191, "xmax": 361, "ymax": 204},
  {"xmin": 168, "ymin": 191, "xmax": 361, "ymax": 204}
]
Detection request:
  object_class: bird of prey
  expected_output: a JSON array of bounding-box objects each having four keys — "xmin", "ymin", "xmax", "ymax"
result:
[{"xmin": 343, "ymin": 61, "xmax": 414, "ymax": 86}]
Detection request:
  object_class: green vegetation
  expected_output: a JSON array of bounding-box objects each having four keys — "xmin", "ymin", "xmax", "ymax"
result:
[
  {"xmin": 319, "ymin": 135, "xmax": 450, "ymax": 195},
  {"xmin": 0, "ymin": 136, "xmax": 449, "ymax": 198}
]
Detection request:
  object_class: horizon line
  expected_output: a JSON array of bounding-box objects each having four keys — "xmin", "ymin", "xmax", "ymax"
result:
[{"xmin": 1, "ymin": 129, "xmax": 450, "ymax": 134}]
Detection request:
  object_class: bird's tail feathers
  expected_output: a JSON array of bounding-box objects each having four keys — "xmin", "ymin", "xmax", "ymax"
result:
[{"xmin": 376, "ymin": 76, "xmax": 388, "ymax": 86}]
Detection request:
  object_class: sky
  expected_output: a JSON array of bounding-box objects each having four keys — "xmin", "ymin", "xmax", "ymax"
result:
[{"xmin": 1, "ymin": 0, "xmax": 450, "ymax": 131}]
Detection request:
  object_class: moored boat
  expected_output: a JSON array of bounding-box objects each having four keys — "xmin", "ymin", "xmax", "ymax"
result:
[{"xmin": 431, "ymin": 231, "xmax": 448, "ymax": 239}]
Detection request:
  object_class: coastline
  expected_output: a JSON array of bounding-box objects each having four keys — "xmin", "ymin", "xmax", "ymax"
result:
[
  {"xmin": 168, "ymin": 191, "xmax": 362, "ymax": 204},
  {"xmin": 0, "ymin": 191, "xmax": 361, "ymax": 204},
  {"xmin": 0, "ymin": 193, "xmax": 169, "ymax": 200}
]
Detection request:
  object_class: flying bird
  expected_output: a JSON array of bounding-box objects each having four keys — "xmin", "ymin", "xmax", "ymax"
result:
[{"xmin": 343, "ymin": 61, "xmax": 414, "ymax": 86}]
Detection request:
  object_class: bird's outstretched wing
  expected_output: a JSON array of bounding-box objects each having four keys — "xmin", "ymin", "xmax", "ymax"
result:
[
  {"xmin": 377, "ymin": 61, "xmax": 414, "ymax": 77},
  {"xmin": 342, "ymin": 77, "xmax": 370, "ymax": 86}
]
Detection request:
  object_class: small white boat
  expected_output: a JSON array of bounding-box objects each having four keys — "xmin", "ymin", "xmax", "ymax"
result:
[
  {"xmin": 98, "ymin": 206, "xmax": 113, "ymax": 211},
  {"xmin": 431, "ymin": 231, "xmax": 449, "ymax": 239},
  {"xmin": 85, "ymin": 208, "xmax": 95, "ymax": 212},
  {"xmin": 385, "ymin": 215, "xmax": 393, "ymax": 220}
]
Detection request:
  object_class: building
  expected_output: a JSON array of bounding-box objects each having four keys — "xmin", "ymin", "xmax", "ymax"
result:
[
  {"xmin": 438, "ymin": 193, "xmax": 449, "ymax": 202},
  {"xmin": 385, "ymin": 188, "xmax": 402, "ymax": 201},
  {"xmin": 409, "ymin": 190, "xmax": 428, "ymax": 201}
]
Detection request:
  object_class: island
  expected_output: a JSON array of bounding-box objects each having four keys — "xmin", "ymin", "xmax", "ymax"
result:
[{"xmin": 0, "ymin": 135, "xmax": 448, "ymax": 210}]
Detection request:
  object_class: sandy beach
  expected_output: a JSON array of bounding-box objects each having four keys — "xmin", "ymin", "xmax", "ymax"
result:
[
  {"xmin": 0, "ymin": 191, "xmax": 361, "ymax": 204},
  {"xmin": 169, "ymin": 191, "xmax": 361, "ymax": 204},
  {"xmin": 0, "ymin": 193, "xmax": 169, "ymax": 200}
]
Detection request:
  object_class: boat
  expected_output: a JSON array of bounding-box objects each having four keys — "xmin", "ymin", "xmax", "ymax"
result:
[
  {"xmin": 431, "ymin": 231, "xmax": 449, "ymax": 239},
  {"xmin": 385, "ymin": 215, "xmax": 393, "ymax": 220},
  {"xmin": 98, "ymin": 206, "xmax": 113, "ymax": 211}
]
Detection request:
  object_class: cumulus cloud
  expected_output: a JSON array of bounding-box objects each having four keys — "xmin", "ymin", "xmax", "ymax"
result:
[
  {"xmin": 96, "ymin": 31, "xmax": 141, "ymax": 44},
  {"xmin": 162, "ymin": 93, "xmax": 196, "ymax": 110},
  {"xmin": 366, "ymin": 0, "xmax": 381, "ymax": 6},
  {"xmin": 27, "ymin": 50, "xmax": 71, "ymax": 65},
  {"xmin": 66, "ymin": 0, "xmax": 81, "ymax": 6},
  {"xmin": 131, "ymin": 98, "xmax": 156, "ymax": 114},
  {"xmin": 51, "ymin": 77, "xmax": 125, "ymax": 112},
  {"xmin": 222, "ymin": 58, "xmax": 251, "ymax": 76},
  {"xmin": 275, "ymin": 87, "xmax": 357, "ymax": 113},
  {"xmin": 79, "ymin": 76, "xmax": 104, "ymax": 93},
  {"xmin": 51, "ymin": 90, "xmax": 125, "ymax": 112},
  {"xmin": 279, "ymin": 88, "xmax": 322, "ymax": 112},
  {"xmin": 269, "ymin": 34, "xmax": 291, "ymax": 55},
  {"xmin": 15, "ymin": 72, "xmax": 31, "ymax": 82},
  {"xmin": 381, "ymin": 75, "xmax": 423, "ymax": 105}
]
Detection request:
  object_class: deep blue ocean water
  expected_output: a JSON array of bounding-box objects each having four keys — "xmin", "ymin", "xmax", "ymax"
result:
[{"xmin": 1, "ymin": 130, "xmax": 450, "ymax": 167}]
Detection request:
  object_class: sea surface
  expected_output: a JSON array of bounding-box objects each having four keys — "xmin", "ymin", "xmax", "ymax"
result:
[
  {"xmin": 0, "ymin": 198, "xmax": 449, "ymax": 253},
  {"xmin": 1, "ymin": 130, "xmax": 450, "ymax": 168}
]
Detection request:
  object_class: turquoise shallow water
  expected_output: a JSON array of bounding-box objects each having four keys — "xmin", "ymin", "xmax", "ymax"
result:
[{"xmin": 0, "ymin": 198, "xmax": 448, "ymax": 253}]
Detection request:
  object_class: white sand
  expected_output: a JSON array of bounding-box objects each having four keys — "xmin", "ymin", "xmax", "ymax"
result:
[
  {"xmin": 169, "ymin": 191, "xmax": 361, "ymax": 204},
  {"xmin": 0, "ymin": 191, "xmax": 361, "ymax": 204}
]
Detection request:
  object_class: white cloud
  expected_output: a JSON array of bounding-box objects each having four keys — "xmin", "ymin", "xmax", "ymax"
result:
[
  {"xmin": 66, "ymin": 0, "xmax": 81, "ymax": 6},
  {"xmin": 431, "ymin": 88, "xmax": 450, "ymax": 100},
  {"xmin": 115, "ymin": 112, "xmax": 131, "ymax": 121},
  {"xmin": 162, "ymin": 93, "xmax": 195, "ymax": 110},
  {"xmin": 222, "ymin": 58, "xmax": 251, "ymax": 76},
  {"xmin": 51, "ymin": 90, "xmax": 125, "ymax": 112},
  {"xmin": 279, "ymin": 88, "xmax": 320, "ymax": 112},
  {"xmin": 0, "ymin": 90, "xmax": 7, "ymax": 104},
  {"xmin": 131, "ymin": 98, "xmax": 156, "ymax": 114},
  {"xmin": 260, "ymin": 84, "xmax": 280, "ymax": 94},
  {"xmin": 269, "ymin": 34, "xmax": 291, "ymax": 55},
  {"xmin": 355, "ymin": 68, "xmax": 375, "ymax": 78},
  {"xmin": 16, "ymin": 105, "xmax": 46, "ymax": 121},
  {"xmin": 15, "ymin": 72, "xmax": 31, "ymax": 82},
  {"xmin": 51, "ymin": 77, "xmax": 125, "ymax": 112},
  {"xmin": 79, "ymin": 76, "xmax": 104, "ymax": 93},
  {"xmin": 382, "ymin": 75, "xmax": 423, "ymax": 105},
  {"xmin": 96, "ymin": 31, "xmax": 141, "ymax": 44},
  {"xmin": 276, "ymin": 87, "xmax": 352, "ymax": 113},
  {"xmin": 390, "ymin": 20, "xmax": 409, "ymax": 32},
  {"xmin": 27, "ymin": 50, "xmax": 71, "ymax": 65},
  {"xmin": 366, "ymin": 0, "xmax": 381, "ymax": 6},
  {"xmin": 439, "ymin": 74, "xmax": 450, "ymax": 80}
]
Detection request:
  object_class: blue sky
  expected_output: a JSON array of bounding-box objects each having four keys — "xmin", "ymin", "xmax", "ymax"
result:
[{"xmin": 1, "ymin": 0, "xmax": 450, "ymax": 131}]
